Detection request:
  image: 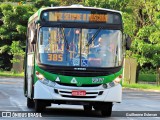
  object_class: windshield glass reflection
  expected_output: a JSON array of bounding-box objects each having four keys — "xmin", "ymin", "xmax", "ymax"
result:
[{"xmin": 38, "ymin": 27, "xmax": 123, "ymax": 67}]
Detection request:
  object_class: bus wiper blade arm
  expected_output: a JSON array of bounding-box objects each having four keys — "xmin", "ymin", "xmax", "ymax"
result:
[
  {"xmin": 85, "ymin": 27, "xmax": 103, "ymax": 47},
  {"xmin": 59, "ymin": 26, "xmax": 69, "ymax": 50}
]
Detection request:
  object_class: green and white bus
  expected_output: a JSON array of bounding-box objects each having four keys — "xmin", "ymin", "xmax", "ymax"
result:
[{"xmin": 24, "ymin": 4, "xmax": 130, "ymax": 116}]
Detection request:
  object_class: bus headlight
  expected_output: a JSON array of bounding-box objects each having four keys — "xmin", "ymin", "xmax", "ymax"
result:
[
  {"xmin": 36, "ymin": 71, "xmax": 55, "ymax": 87},
  {"xmin": 113, "ymin": 75, "xmax": 122, "ymax": 85},
  {"xmin": 103, "ymin": 75, "xmax": 122, "ymax": 89}
]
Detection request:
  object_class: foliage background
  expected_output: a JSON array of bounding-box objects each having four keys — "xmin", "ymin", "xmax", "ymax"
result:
[{"xmin": 0, "ymin": 0, "xmax": 159, "ymax": 72}]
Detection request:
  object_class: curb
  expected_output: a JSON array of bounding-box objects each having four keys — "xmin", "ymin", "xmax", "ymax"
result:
[
  {"xmin": 123, "ymin": 87, "xmax": 160, "ymax": 92},
  {"xmin": 0, "ymin": 76, "xmax": 24, "ymax": 78}
]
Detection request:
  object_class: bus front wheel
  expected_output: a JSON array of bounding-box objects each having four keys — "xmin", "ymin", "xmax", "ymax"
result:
[
  {"xmin": 35, "ymin": 99, "xmax": 46, "ymax": 112},
  {"xmin": 27, "ymin": 97, "xmax": 34, "ymax": 108},
  {"xmin": 93, "ymin": 102, "xmax": 113, "ymax": 117}
]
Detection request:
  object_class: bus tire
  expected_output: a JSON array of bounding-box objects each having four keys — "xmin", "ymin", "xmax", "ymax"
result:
[
  {"xmin": 27, "ymin": 97, "xmax": 34, "ymax": 108},
  {"xmin": 83, "ymin": 105, "xmax": 92, "ymax": 111},
  {"xmin": 100, "ymin": 102, "xmax": 112, "ymax": 117},
  {"xmin": 35, "ymin": 99, "xmax": 46, "ymax": 112}
]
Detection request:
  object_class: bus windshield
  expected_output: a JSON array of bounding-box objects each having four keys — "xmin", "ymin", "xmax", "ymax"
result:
[{"xmin": 38, "ymin": 27, "xmax": 123, "ymax": 67}]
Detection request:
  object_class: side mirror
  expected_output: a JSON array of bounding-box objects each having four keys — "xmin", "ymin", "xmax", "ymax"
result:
[
  {"xmin": 31, "ymin": 29, "xmax": 37, "ymax": 44},
  {"xmin": 125, "ymin": 35, "xmax": 132, "ymax": 50}
]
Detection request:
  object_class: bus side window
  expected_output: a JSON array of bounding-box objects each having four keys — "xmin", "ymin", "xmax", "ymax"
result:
[
  {"xmin": 27, "ymin": 27, "xmax": 31, "ymax": 53},
  {"xmin": 28, "ymin": 26, "xmax": 35, "ymax": 53}
]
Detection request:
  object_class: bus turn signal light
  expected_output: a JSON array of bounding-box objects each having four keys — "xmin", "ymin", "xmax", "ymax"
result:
[
  {"xmin": 36, "ymin": 71, "xmax": 55, "ymax": 87},
  {"xmin": 35, "ymin": 71, "xmax": 45, "ymax": 80}
]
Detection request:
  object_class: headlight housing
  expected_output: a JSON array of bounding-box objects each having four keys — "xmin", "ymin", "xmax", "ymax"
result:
[
  {"xmin": 36, "ymin": 71, "xmax": 55, "ymax": 87},
  {"xmin": 103, "ymin": 75, "xmax": 122, "ymax": 89}
]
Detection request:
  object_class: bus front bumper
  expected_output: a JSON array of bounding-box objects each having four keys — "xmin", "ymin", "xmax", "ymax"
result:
[{"xmin": 34, "ymin": 81, "xmax": 122, "ymax": 103}]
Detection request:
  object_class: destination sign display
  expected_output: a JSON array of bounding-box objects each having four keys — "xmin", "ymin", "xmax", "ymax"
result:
[
  {"xmin": 53, "ymin": 12, "xmax": 108, "ymax": 22},
  {"xmin": 41, "ymin": 10, "xmax": 121, "ymax": 24}
]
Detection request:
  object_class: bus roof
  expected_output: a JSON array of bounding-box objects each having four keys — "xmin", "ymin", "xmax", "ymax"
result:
[{"xmin": 28, "ymin": 5, "xmax": 121, "ymax": 24}]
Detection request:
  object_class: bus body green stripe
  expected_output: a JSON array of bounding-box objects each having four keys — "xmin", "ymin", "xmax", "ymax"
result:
[{"xmin": 34, "ymin": 64, "xmax": 123, "ymax": 85}]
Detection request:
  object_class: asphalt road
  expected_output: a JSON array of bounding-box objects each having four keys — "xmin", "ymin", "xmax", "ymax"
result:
[{"xmin": 0, "ymin": 77, "xmax": 160, "ymax": 120}]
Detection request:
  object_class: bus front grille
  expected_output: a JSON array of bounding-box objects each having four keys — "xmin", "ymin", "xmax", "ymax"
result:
[{"xmin": 54, "ymin": 89, "xmax": 103, "ymax": 99}]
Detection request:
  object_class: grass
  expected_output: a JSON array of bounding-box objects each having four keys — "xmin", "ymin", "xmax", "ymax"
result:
[
  {"xmin": 138, "ymin": 74, "xmax": 156, "ymax": 82},
  {"xmin": 123, "ymin": 83, "xmax": 160, "ymax": 91},
  {"xmin": 123, "ymin": 71, "xmax": 159, "ymax": 90},
  {"xmin": 0, "ymin": 71, "xmax": 24, "ymax": 77}
]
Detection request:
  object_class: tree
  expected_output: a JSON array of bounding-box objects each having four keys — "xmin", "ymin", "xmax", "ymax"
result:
[
  {"xmin": 0, "ymin": 1, "xmax": 60, "ymax": 70},
  {"xmin": 0, "ymin": 3, "xmax": 35, "ymax": 70},
  {"xmin": 34, "ymin": 0, "xmax": 60, "ymax": 9},
  {"xmin": 85, "ymin": 0, "xmax": 160, "ymax": 69},
  {"xmin": 0, "ymin": 0, "xmax": 159, "ymax": 71},
  {"xmin": 125, "ymin": 0, "xmax": 160, "ymax": 68},
  {"xmin": 60, "ymin": 0, "xmax": 83, "ymax": 6}
]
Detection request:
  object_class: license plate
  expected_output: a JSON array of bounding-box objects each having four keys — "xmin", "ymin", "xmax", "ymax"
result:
[{"xmin": 72, "ymin": 90, "xmax": 86, "ymax": 96}]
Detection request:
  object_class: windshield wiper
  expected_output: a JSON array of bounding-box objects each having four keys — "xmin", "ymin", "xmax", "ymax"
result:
[
  {"xmin": 85, "ymin": 27, "xmax": 103, "ymax": 47},
  {"xmin": 59, "ymin": 25, "xmax": 69, "ymax": 50},
  {"xmin": 59, "ymin": 25, "xmax": 69, "ymax": 61}
]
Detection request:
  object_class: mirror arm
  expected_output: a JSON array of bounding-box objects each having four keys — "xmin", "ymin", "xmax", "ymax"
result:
[{"xmin": 125, "ymin": 35, "xmax": 132, "ymax": 50}]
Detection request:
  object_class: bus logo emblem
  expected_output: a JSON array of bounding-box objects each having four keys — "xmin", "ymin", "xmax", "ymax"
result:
[
  {"xmin": 71, "ymin": 78, "xmax": 77, "ymax": 83},
  {"xmin": 55, "ymin": 77, "xmax": 60, "ymax": 82}
]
